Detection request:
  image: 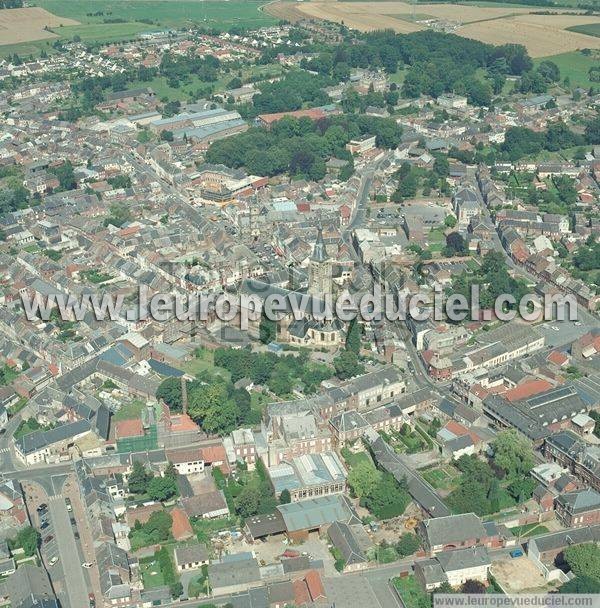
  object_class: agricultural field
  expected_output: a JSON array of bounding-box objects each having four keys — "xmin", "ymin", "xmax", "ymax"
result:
[
  {"xmin": 0, "ymin": 1, "xmax": 276, "ymax": 54},
  {"xmin": 568, "ymin": 22, "xmax": 600, "ymax": 36},
  {"xmin": 0, "ymin": 6, "xmax": 78, "ymax": 45},
  {"xmin": 34, "ymin": 0, "xmax": 276, "ymax": 30},
  {"xmin": 273, "ymin": 1, "xmax": 600, "ymax": 57}
]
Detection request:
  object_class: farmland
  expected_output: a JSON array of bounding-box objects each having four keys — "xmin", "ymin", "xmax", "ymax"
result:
[
  {"xmin": 271, "ymin": 0, "xmax": 600, "ymax": 57},
  {"xmin": 0, "ymin": 7, "xmax": 78, "ymax": 45},
  {"xmin": 0, "ymin": 1, "xmax": 276, "ymax": 53},
  {"xmin": 34, "ymin": 0, "xmax": 276, "ymax": 30},
  {"xmin": 568, "ymin": 22, "xmax": 600, "ymax": 37}
]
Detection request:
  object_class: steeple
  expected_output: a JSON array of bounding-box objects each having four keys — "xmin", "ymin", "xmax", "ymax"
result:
[{"xmin": 311, "ymin": 227, "xmax": 328, "ymax": 263}]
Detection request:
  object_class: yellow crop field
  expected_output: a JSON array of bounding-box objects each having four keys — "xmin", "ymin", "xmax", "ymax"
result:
[
  {"xmin": 269, "ymin": 1, "xmax": 600, "ymax": 57},
  {"xmin": 0, "ymin": 7, "xmax": 79, "ymax": 45}
]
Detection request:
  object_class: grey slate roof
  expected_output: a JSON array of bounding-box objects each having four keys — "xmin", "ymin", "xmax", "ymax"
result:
[{"xmin": 420, "ymin": 513, "xmax": 487, "ymax": 547}]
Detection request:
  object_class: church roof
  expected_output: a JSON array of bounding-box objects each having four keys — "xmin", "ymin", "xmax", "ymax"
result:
[{"xmin": 311, "ymin": 228, "xmax": 328, "ymax": 263}]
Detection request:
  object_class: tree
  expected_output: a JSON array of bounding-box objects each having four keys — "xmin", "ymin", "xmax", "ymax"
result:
[
  {"xmin": 537, "ymin": 60, "xmax": 560, "ymax": 83},
  {"xmin": 333, "ymin": 350, "xmax": 364, "ymax": 380},
  {"xmin": 492, "ymin": 429, "xmax": 534, "ymax": 478},
  {"xmin": 279, "ymin": 488, "xmax": 291, "ymax": 504},
  {"xmin": 49, "ymin": 161, "xmax": 75, "ymax": 191},
  {"xmin": 345, "ymin": 318, "xmax": 362, "ymax": 354},
  {"xmin": 445, "ymin": 232, "xmax": 466, "ymax": 256},
  {"xmin": 128, "ymin": 461, "xmax": 151, "ymax": 495},
  {"xmin": 444, "ymin": 215, "xmax": 457, "ymax": 228},
  {"xmin": 160, "ymin": 130, "xmax": 174, "ymax": 142},
  {"xmin": 147, "ymin": 474, "xmax": 178, "ymax": 502},
  {"xmin": 564, "ymin": 543, "xmax": 600, "ymax": 582},
  {"xmin": 259, "ymin": 311, "xmax": 277, "ymax": 344},
  {"xmin": 347, "ymin": 460, "xmax": 382, "ymax": 498},
  {"xmin": 585, "ymin": 115, "xmax": 600, "ymax": 145},
  {"xmin": 235, "ymin": 485, "xmax": 262, "ymax": 519},
  {"xmin": 396, "ymin": 533, "xmax": 420, "ymax": 557},
  {"xmin": 461, "ymin": 580, "xmax": 486, "ymax": 594},
  {"xmin": 13, "ymin": 526, "xmax": 40, "ymax": 557},
  {"xmin": 156, "ymin": 377, "xmax": 182, "ymax": 410},
  {"xmin": 559, "ymin": 576, "xmax": 600, "ymax": 594},
  {"xmin": 170, "ymin": 581, "xmax": 183, "ymax": 599}
]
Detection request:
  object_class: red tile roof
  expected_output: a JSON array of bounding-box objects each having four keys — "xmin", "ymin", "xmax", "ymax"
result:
[
  {"xmin": 547, "ymin": 350, "xmax": 569, "ymax": 367},
  {"xmin": 293, "ymin": 579, "xmax": 311, "ymax": 605},
  {"xmin": 305, "ymin": 570, "xmax": 326, "ymax": 601},
  {"xmin": 505, "ymin": 379, "xmax": 553, "ymax": 403},
  {"xmin": 115, "ymin": 418, "xmax": 144, "ymax": 439}
]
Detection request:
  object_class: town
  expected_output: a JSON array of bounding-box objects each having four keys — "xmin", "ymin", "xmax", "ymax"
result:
[{"xmin": 0, "ymin": 2, "xmax": 598, "ymax": 607}]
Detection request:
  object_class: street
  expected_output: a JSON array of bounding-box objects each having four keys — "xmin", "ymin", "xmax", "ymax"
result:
[{"xmin": 47, "ymin": 496, "xmax": 90, "ymax": 608}]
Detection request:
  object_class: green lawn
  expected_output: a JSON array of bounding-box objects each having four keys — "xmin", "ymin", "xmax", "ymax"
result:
[
  {"xmin": 341, "ymin": 446, "xmax": 373, "ymax": 469},
  {"xmin": 509, "ymin": 523, "xmax": 550, "ymax": 538},
  {"xmin": 534, "ymin": 51, "xmax": 600, "ymax": 89},
  {"xmin": 181, "ymin": 348, "xmax": 231, "ymax": 381},
  {"xmin": 140, "ymin": 557, "xmax": 166, "ymax": 589},
  {"xmin": 14, "ymin": 418, "xmax": 48, "ymax": 440},
  {"xmin": 393, "ymin": 576, "xmax": 430, "ymax": 608},
  {"xmin": 422, "ymin": 465, "xmax": 461, "ymax": 490},
  {"xmin": 34, "ymin": 0, "xmax": 276, "ymax": 30},
  {"xmin": 112, "ymin": 399, "xmax": 146, "ymax": 422}
]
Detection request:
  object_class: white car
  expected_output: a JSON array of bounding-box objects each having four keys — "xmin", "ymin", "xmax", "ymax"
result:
[
  {"xmin": 82, "ymin": 562, "xmax": 94, "ymax": 569},
  {"xmin": 49, "ymin": 556, "xmax": 59, "ymax": 566},
  {"xmin": 551, "ymin": 326, "xmax": 559, "ymax": 331}
]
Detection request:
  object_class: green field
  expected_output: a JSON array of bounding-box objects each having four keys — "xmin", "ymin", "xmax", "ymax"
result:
[
  {"xmin": 34, "ymin": 0, "xmax": 276, "ymax": 30},
  {"xmin": 567, "ymin": 23, "xmax": 600, "ymax": 38},
  {"xmin": 535, "ymin": 50, "xmax": 600, "ymax": 89},
  {"xmin": 1, "ymin": 0, "xmax": 276, "ymax": 56}
]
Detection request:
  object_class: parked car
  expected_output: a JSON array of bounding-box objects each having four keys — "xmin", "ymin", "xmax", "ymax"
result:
[
  {"xmin": 43, "ymin": 535, "xmax": 54, "ymax": 544},
  {"xmin": 510, "ymin": 549, "xmax": 523, "ymax": 558},
  {"xmin": 49, "ymin": 556, "xmax": 59, "ymax": 566},
  {"xmin": 37, "ymin": 504, "xmax": 48, "ymax": 512}
]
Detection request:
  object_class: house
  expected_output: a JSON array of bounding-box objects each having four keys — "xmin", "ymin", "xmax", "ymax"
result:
[
  {"xmin": 415, "ymin": 546, "xmax": 491, "ymax": 591},
  {"xmin": 208, "ymin": 554, "xmax": 262, "ymax": 595},
  {"xmin": 528, "ymin": 524, "xmax": 600, "ymax": 563},
  {"xmin": 418, "ymin": 513, "xmax": 491, "ymax": 555},
  {"xmin": 327, "ymin": 520, "xmax": 373, "ymax": 572},
  {"xmin": 174, "ymin": 543, "xmax": 210, "ymax": 572},
  {"xmin": 555, "ymin": 488, "xmax": 600, "ymax": 528}
]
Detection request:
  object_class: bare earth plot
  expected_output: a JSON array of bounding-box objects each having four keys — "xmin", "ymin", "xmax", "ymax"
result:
[
  {"xmin": 490, "ymin": 557, "xmax": 556, "ymax": 593},
  {"xmin": 276, "ymin": 1, "xmax": 600, "ymax": 57},
  {"xmin": 0, "ymin": 7, "xmax": 79, "ymax": 45}
]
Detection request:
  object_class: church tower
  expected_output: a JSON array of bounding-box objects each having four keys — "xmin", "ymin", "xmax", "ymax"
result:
[{"xmin": 308, "ymin": 227, "xmax": 332, "ymax": 298}]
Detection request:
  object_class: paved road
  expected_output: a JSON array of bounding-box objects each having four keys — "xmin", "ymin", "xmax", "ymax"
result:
[{"xmin": 48, "ymin": 496, "xmax": 89, "ymax": 608}]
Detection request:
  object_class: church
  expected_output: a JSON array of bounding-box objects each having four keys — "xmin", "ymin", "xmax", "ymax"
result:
[{"xmin": 240, "ymin": 228, "xmax": 346, "ymax": 349}]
